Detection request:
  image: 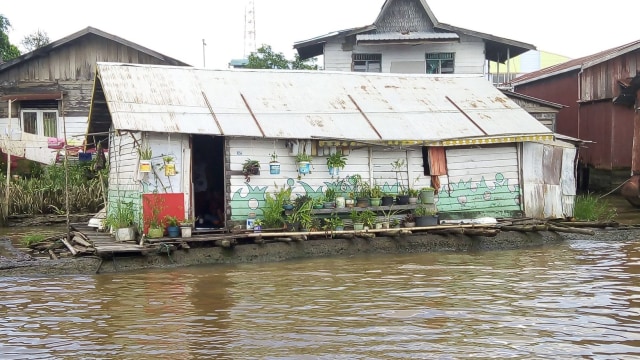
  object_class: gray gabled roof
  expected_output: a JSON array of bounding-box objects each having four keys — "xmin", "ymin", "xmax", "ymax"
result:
[
  {"xmin": 0, "ymin": 26, "xmax": 189, "ymax": 72},
  {"xmin": 294, "ymin": 0, "xmax": 535, "ymax": 63},
  {"xmin": 87, "ymin": 62, "xmax": 552, "ymax": 145}
]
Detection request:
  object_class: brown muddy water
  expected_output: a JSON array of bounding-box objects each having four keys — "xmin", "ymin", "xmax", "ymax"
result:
[{"xmin": 1, "ymin": 237, "xmax": 639, "ymax": 359}]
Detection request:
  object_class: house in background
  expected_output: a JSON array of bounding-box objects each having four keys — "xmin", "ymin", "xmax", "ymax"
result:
[
  {"xmin": 86, "ymin": 63, "xmax": 575, "ymax": 234},
  {"xmin": 489, "ymin": 50, "xmax": 571, "ymax": 86},
  {"xmin": 0, "ymin": 27, "xmax": 189, "ymax": 165},
  {"xmin": 293, "ymin": 0, "xmax": 535, "ymax": 78},
  {"xmin": 511, "ymin": 39, "xmax": 640, "ymax": 196}
]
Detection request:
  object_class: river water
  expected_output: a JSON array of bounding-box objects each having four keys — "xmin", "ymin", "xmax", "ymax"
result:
[{"xmin": 1, "ymin": 237, "xmax": 639, "ymax": 359}]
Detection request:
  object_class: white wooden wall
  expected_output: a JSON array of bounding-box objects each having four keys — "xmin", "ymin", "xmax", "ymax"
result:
[
  {"xmin": 226, "ymin": 138, "xmax": 431, "ymax": 220},
  {"xmin": 324, "ymin": 34, "xmax": 486, "ymax": 74},
  {"xmin": 107, "ymin": 130, "xmax": 143, "ymax": 224},
  {"xmin": 438, "ymin": 145, "xmax": 522, "ymax": 217}
]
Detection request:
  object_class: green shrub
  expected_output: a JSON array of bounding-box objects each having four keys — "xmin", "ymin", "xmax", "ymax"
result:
[
  {"xmin": 21, "ymin": 233, "xmax": 45, "ymax": 246},
  {"xmin": 573, "ymin": 194, "xmax": 617, "ymax": 221}
]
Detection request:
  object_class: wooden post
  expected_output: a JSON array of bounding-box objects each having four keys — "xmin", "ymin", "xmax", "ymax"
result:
[{"xmin": 3, "ymin": 99, "xmax": 13, "ymax": 226}]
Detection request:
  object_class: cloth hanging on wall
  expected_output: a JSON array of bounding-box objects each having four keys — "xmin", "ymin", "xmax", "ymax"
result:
[{"xmin": 428, "ymin": 146, "xmax": 447, "ymax": 195}]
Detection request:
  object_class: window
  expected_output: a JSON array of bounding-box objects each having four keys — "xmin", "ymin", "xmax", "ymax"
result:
[
  {"xmin": 353, "ymin": 54, "xmax": 382, "ymax": 72},
  {"xmin": 426, "ymin": 52, "xmax": 455, "ymax": 74},
  {"xmin": 21, "ymin": 110, "xmax": 58, "ymax": 137}
]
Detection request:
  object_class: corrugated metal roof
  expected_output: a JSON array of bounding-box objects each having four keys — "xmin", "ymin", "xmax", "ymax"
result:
[
  {"xmin": 511, "ymin": 39, "xmax": 640, "ymax": 86},
  {"xmin": 356, "ymin": 32, "xmax": 459, "ymax": 41},
  {"xmin": 92, "ymin": 63, "xmax": 552, "ymax": 142}
]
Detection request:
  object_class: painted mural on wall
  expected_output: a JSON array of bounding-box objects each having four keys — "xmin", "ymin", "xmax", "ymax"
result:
[
  {"xmin": 437, "ymin": 173, "xmax": 522, "ymax": 217},
  {"xmin": 229, "ymin": 173, "xmax": 521, "ymax": 220}
]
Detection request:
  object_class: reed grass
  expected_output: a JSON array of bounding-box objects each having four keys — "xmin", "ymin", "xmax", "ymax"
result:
[
  {"xmin": 573, "ymin": 193, "xmax": 617, "ymax": 221},
  {"xmin": 0, "ymin": 162, "xmax": 107, "ymax": 216}
]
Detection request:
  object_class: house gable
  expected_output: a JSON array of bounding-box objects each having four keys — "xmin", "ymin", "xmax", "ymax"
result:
[{"xmin": 374, "ymin": 0, "xmax": 436, "ymax": 33}]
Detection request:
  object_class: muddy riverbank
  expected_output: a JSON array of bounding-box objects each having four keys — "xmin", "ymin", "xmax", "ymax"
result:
[{"xmin": 4, "ymin": 226, "xmax": 640, "ymax": 277}]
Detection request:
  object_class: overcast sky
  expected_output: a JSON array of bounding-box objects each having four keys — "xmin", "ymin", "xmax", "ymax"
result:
[{"xmin": 3, "ymin": 0, "xmax": 638, "ymax": 69}]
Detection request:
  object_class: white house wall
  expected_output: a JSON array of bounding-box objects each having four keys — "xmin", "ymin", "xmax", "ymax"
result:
[
  {"xmin": 227, "ymin": 138, "xmax": 432, "ymax": 221},
  {"xmin": 324, "ymin": 34, "xmax": 486, "ymax": 74},
  {"xmin": 438, "ymin": 145, "xmax": 522, "ymax": 218},
  {"xmin": 107, "ymin": 130, "xmax": 143, "ymax": 226}
]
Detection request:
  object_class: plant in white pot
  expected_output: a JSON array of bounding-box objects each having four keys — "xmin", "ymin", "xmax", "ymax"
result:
[
  {"xmin": 105, "ymin": 201, "xmax": 137, "ymax": 242},
  {"xmin": 180, "ymin": 218, "xmax": 193, "ymax": 238}
]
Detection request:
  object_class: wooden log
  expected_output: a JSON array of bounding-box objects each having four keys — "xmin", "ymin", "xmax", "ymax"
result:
[
  {"xmin": 274, "ymin": 238, "xmax": 293, "ymax": 243},
  {"xmin": 547, "ymin": 224, "xmax": 595, "ymax": 235},
  {"xmin": 61, "ymin": 238, "xmax": 78, "ymax": 256},
  {"xmin": 553, "ymin": 221, "xmax": 618, "ymax": 228},
  {"xmin": 72, "ymin": 235, "xmax": 92, "ymax": 248},
  {"xmin": 48, "ymin": 249, "xmax": 58, "ymax": 260},
  {"xmin": 70, "ymin": 231, "xmax": 91, "ymax": 242},
  {"xmin": 463, "ymin": 229, "xmax": 499, "ymax": 237},
  {"xmin": 356, "ymin": 232, "xmax": 376, "ymax": 239}
]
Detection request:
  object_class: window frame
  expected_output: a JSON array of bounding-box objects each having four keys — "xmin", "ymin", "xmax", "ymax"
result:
[
  {"xmin": 20, "ymin": 109, "xmax": 59, "ymax": 137},
  {"xmin": 353, "ymin": 53, "xmax": 382, "ymax": 73},
  {"xmin": 425, "ymin": 52, "xmax": 455, "ymax": 74}
]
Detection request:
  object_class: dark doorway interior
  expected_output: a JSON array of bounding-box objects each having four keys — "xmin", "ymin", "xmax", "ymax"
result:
[{"xmin": 192, "ymin": 135, "xmax": 225, "ymax": 229}]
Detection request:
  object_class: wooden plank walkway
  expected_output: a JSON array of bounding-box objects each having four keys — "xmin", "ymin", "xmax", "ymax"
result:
[{"xmin": 70, "ymin": 223, "xmax": 147, "ymax": 257}]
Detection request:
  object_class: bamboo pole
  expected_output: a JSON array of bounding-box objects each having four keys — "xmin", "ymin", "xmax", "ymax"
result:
[
  {"xmin": 62, "ymin": 93, "xmax": 71, "ymax": 242},
  {"xmin": 3, "ymin": 99, "xmax": 12, "ymax": 226}
]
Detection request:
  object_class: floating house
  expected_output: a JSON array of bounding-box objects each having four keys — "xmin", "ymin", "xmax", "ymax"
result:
[{"xmin": 86, "ymin": 62, "xmax": 577, "ymax": 233}]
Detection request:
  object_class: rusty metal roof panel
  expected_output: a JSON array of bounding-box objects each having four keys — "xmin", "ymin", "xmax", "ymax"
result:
[{"xmin": 94, "ymin": 63, "xmax": 552, "ymax": 141}]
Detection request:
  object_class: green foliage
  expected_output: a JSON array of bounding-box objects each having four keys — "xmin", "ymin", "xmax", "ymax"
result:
[
  {"xmin": 21, "ymin": 29, "xmax": 50, "ymax": 52},
  {"xmin": 289, "ymin": 195, "xmax": 313, "ymax": 229},
  {"xmin": 573, "ymin": 194, "xmax": 617, "ymax": 221},
  {"xmin": 164, "ymin": 215, "xmax": 180, "ymax": 227},
  {"xmin": 0, "ymin": 161, "xmax": 108, "ymax": 215},
  {"xmin": 0, "ymin": 14, "xmax": 20, "ymax": 61},
  {"xmin": 137, "ymin": 145, "xmax": 152, "ymax": 160},
  {"xmin": 324, "ymin": 188, "xmax": 337, "ymax": 202},
  {"xmin": 247, "ymin": 44, "xmax": 318, "ymax": 70},
  {"xmin": 296, "ymin": 152, "xmax": 312, "ymax": 163},
  {"xmin": 326, "ymin": 151, "xmax": 347, "ymax": 169},
  {"xmin": 370, "ymin": 184, "xmax": 383, "ymax": 198},
  {"xmin": 21, "ymin": 233, "xmax": 45, "ymax": 246},
  {"xmin": 414, "ymin": 205, "xmax": 436, "ymax": 216},
  {"xmin": 262, "ymin": 184, "xmax": 292, "ymax": 228},
  {"xmin": 105, "ymin": 201, "xmax": 135, "ymax": 229},
  {"xmin": 359, "ymin": 210, "xmax": 377, "ymax": 227},
  {"xmin": 323, "ymin": 214, "xmax": 344, "ymax": 230}
]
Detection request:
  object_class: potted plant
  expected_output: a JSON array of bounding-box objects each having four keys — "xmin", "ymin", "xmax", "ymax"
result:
[
  {"xmin": 137, "ymin": 145, "xmax": 152, "ymax": 173},
  {"xmin": 253, "ymin": 219, "xmax": 263, "ymax": 233},
  {"xmin": 350, "ymin": 209, "xmax": 364, "ymax": 231},
  {"xmin": 369, "ymin": 184, "xmax": 383, "ymax": 207},
  {"xmin": 408, "ymin": 188, "xmax": 420, "ymax": 205},
  {"xmin": 324, "ymin": 188, "xmax": 337, "ymax": 208},
  {"xmin": 414, "ymin": 206, "xmax": 438, "ymax": 227},
  {"xmin": 164, "ymin": 215, "xmax": 180, "ymax": 238},
  {"xmin": 326, "ymin": 151, "xmax": 347, "ymax": 176},
  {"xmin": 263, "ymin": 186, "xmax": 290, "ymax": 229},
  {"xmin": 312, "ymin": 195, "xmax": 325, "ymax": 209},
  {"xmin": 359, "ymin": 209, "xmax": 377, "ymax": 230},
  {"xmin": 381, "ymin": 192, "xmax": 395, "ymax": 206},
  {"xmin": 242, "ymin": 158, "xmax": 261, "ymax": 183},
  {"xmin": 420, "ymin": 187, "xmax": 436, "ymax": 204},
  {"xmin": 288, "ymin": 195, "xmax": 313, "ymax": 231},
  {"xmin": 391, "ymin": 159, "xmax": 409, "ymax": 205},
  {"xmin": 162, "ymin": 155, "xmax": 176, "ymax": 176},
  {"xmin": 296, "ymin": 152, "xmax": 312, "ymax": 175},
  {"xmin": 323, "ymin": 214, "xmax": 344, "ymax": 232},
  {"xmin": 380, "ymin": 206, "xmax": 401, "ymax": 229},
  {"xmin": 269, "ymin": 152, "xmax": 281, "ymax": 175},
  {"xmin": 180, "ymin": 218, "xmax": 193, "ymax": 238},
  {"xmin": 403, "ymin": 213, "xmax": 416, "ymax": 228},
  {"xmin": 143, "ymin": 195, "xmax": 165, "ymax": 239},
  {"xmin": 105, "ymin": 201, "xmax": 136, "ymax": 242}
]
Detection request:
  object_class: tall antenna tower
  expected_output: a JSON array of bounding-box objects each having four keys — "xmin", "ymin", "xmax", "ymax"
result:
[{"xmin": 244, "ymin": 0, "xmax": 256, "ymax": 58}]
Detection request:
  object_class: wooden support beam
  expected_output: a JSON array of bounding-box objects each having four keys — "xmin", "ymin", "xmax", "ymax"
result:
[{"xmin": 61, "ymin": 238, "xmax": 78, "ymax": 256}]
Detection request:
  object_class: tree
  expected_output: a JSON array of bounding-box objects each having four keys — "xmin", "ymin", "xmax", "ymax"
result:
[
  {"xmin": 21, "ymin": 29, "xmax": 50, "ymax": 52},
  {"xmin": 0, "ymin": 14, "xmax": 20, "ymax": 62},
  {"xmin": 247, "ymin": 44, "xmax": 317, "ymax": 70}
]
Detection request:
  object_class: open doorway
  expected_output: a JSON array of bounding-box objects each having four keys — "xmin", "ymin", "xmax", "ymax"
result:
[{"xmin": 192, "ymin": 135, "xmax": 225, "ymax": 229}]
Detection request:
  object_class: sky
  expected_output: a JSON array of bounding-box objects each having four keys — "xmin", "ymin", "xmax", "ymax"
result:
[{"xmin": 2, "ymin": 0, "xmax": 638, "ymax": 69}]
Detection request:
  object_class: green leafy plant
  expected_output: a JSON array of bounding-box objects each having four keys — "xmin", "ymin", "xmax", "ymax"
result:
[
  {"xmin": 164, "ymin": 215, "xmax": 180, "ymax": 227},
  {"xmin": 262, "ymin": 184, "xmax": 292, "ymax": 228},
  {"xmin": 359, "ymin": 209, "xmax": 377, "ymax": 228},
  {"xmin": 242, "ymin": 159, "xmax": 261, "ymax": 182},
  {"xmin": 323, "ymin": 214, "xmax": 344, "ymax": 231},
  {"xmin": 408, "ymin": 188, "xmax": 420, "ymax": 197},
  {"xmin": 404, "ymin": 213, "xmax": 416, "ymax": 223},
  {"xmin": 137, "ymin": 145, "xmax": 152, "ymax": 160},
  {"xmin": 573, "ymin": 194, "xmax": 617, "ymax": 221},
  {"xmin": 326, "ymin": 151, "xmax": 347, "ymax": 169},
  {"xmin": 269, "ymin": 153, "xmax": 278, "ymax": 163},
  {"xmin": 21, "ymin": 233, "xmax": 45, "ymax": 246},
  {"xmin": 414, "ymin": 205, "xmax": 436, "ymax": 217},
  {"xmin": 143, "ymin": 194, "xmax": 165, "ymax": 229},
  {"xmin": 296, "ymin": 152, "xmax": 312, "ymax": 163},
  {"xmin": 324, "ymin": 188, "xmax": 337, "ymax": 202},
  {"xmin": 289, "ymin": 195, "xmax": 313, "ymax": 230},
  {"xmin": 105, "ymin": 201, "xmax": 136, "ymax": 229},
  {"xmin": 370, "ymin": 184, "xmax": 383, "ymax": 198}
]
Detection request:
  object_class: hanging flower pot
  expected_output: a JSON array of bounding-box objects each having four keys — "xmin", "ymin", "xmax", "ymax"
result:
[
  {"xmin": 298, "ymin": 161, "xmax": 311, "ymax": 175},
  {"xmin": 269, "ymin": 161, "xmax": 281, "ymax": 175},
  {"xmin": 328, "ymin": 166, "xmax": 340, "ymax": 176},
  {"xmin": 139, "ymin": 159, "xmax": 152, "ymax": 173}
]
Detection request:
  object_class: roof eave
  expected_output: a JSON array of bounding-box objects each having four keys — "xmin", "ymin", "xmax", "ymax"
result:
[{"xmin": 511, "ymin": 65, "xmax": 582, "ymax": 86}]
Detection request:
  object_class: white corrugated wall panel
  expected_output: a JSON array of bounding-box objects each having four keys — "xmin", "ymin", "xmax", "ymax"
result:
[
  {"xmin": 522, "ymin": 142, "xmax": 544, "ymax": 217},
  {"xmin": 324, "ymin": 40, "xmax": 353, "ymax": 71}
]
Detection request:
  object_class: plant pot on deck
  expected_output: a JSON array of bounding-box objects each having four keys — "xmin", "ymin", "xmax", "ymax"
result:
[
  {"xmin": 147, "ymin": 227, "xmax": 164, "ymax": 239},
  {"xmin": 181, "ymin": 226, "xmax": 192, "ymax": 238},
  {"xmin": 415, "ymin": 215, "xmax": 439, "ymax": 227},
  {"xmin": 115, "ymin": 227, "xmax": 136, "ymax": 242},
  {"xmin": 419, "ymin": 189, "xmax": 435, "ymax": 204},
  {"xmin": 396, "ymin": 195, "xmax": 410, "ymax": 205},
  {"xmin": 167, "ymin": 225, "xmax": 180, "ymax": 238},
  {"xmin": 381, "ymin": 196, "xmax": 394, "ymax": 206}
]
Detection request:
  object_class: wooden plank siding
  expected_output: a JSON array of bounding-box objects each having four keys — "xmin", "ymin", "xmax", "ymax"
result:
[
  {"xmin": 107, "ymin": 130, "xmax": 143, "ymax": 226},
  {"xmin": 438, "ymin": 145, "xmax": 522, "ymax": 219},
  {"xmin": 323, "ymin": 34, "xmax": 485, "ymax": 74},
  {"xmin": 226, "ymin": 138, "xmax": 433, "ymax": 220}
]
